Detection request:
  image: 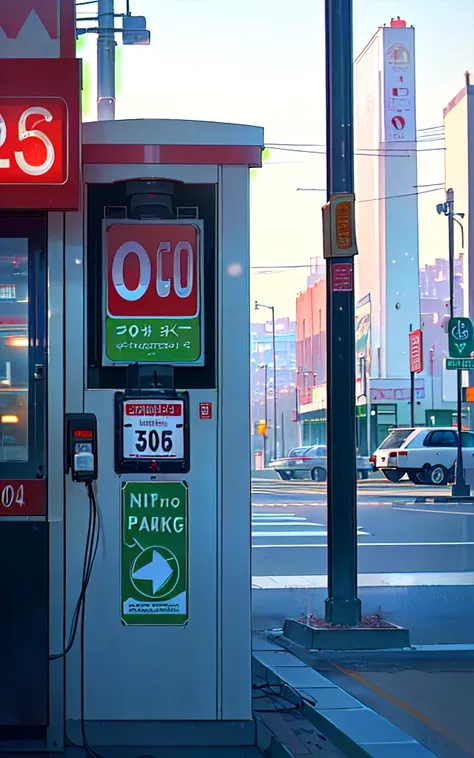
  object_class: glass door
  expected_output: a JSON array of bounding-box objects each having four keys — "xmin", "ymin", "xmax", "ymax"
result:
[{"xmin": 0, "ymin": 216, "xmax": 46, "ymax": 485}]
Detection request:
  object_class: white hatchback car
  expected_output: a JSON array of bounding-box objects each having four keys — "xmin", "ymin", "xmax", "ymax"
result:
[{"xmin": 372, "ymin": 427, "xmax": 474, "ymax": 485}]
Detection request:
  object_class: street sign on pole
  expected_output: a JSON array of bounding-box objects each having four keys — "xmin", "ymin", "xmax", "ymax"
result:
[
  {"xmin": 448, "ymin": 317, "xmax": 474, "ymax": 358},
  {"xmin": 409, "ymin": 329, "xmax": 423, "ymax": 373},
  {"xmin": 446, "ymin": 358, "xmax": 474, "ymax": 370},
  {"xmin": 121, "ymin": 480, "xmax": 188, "ymax": 626}
]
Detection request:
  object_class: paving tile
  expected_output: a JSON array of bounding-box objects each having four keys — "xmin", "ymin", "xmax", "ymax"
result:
[
  {"xmin": 318, "ymin": 707, "xmax": 416, "ymax": 744},
  {"xmin": 300, "ymin": 687, "xmax": 362, "ymax": 710},
  {"xmin": 268, "ymin": 666, "xmax": 337, "ymax": 689},
  {"xmin": 252, "ymin": 633, "xmax": 282, "ymax": 651},
  {"xmin": 365, "ymin": 743, "xmax": 437, "ymax": 757},
  {"xmin": 254, "ymin": 650, "xmax": 306, "ymax": 667}
]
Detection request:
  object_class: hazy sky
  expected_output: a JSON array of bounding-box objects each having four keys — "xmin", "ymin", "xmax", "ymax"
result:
[{"xmin": 77, "ymin": 0, "xmax": 474, "ymax": 319}]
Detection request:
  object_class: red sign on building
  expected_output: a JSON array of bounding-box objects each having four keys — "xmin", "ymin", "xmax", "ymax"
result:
[
  {"xmin": 106, "ymin": 223, "xmax": 200, "ymax": 319},
  {"xmin": 409, "ymin": 329, "xmax": 424, "ymax": 374},
  {"xmin": 0, "ymin": 58, "xmax": 81, "ymax": 210},
  {"xmin": 0, "ymin": 480, "xmax": 46, "ymax": 517},
  {"xmin": 199, "ymin": 402, "xmax": 212, "ymax": 420}
]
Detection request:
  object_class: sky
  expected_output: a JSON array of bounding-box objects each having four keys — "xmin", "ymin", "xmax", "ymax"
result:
[{"xmin": 77, "ymin": 0, "xmax": 474, "ymax": 320}]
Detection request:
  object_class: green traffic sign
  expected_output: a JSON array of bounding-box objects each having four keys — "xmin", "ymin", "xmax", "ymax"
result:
[
  {"xmin": 448, "ymin": 317, "xmax": 474, "ymax": 358},
  {"xmin": 446, "ymin": 358, "xmax": 474, "ymax": 370},
  {"xmin": 121, "ymin": 481, "xmax": 188, "ymax": 626}
]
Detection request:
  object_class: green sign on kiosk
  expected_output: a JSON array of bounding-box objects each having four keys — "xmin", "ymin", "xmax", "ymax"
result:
[
  {"xmin": 121, "ymin": 481, "xmax": 188, "ymax": 626},
  {"xmin": 448, "ymin": 317, "xmax": 474, "ymax": 359}
]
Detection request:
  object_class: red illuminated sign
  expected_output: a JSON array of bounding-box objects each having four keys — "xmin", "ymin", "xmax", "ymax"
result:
[
  {"xmin": 106, "ymin": 224, "xmax": 200, "ymax": 319},
  {"xmin": 74, "ymin": 429, "xmax": 93, "ymax": 439},
  {"xmin": 0, "ymin": 98, "xmax": 67, "ymax": 184},
  {"xmin": 0, "ymin": 480, "xmax": 46, "ymax": 516},
  {"xmin": 0, "ymin": 58, "xmax": 80, "ymax": 210}
]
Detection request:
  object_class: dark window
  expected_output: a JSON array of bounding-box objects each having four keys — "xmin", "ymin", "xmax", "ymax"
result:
[
  {"xmin": 0, "ymin": 216, "xmax": 46, "ymax": 480},
  {"xmin": 379, "ymin": 428, "xmax": 413, "ymax": 450},
  {"xmin": 425, "ymin": 430, "xmax": 457, "ymax": 448},
  {"xmin": 461, "ymin": 432, "xmax": 474, "ymax": 448}
]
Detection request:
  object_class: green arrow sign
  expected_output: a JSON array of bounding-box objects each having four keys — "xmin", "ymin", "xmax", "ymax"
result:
[
  {"xmin": 448, "ymin": 317, "xmax": 474, "ymax": 358},
  {"xmin": 121, "ymin": 481, "xmax": 188, "ymax": 626}
]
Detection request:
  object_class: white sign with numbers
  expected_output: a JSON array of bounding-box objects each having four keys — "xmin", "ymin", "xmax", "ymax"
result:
[{"xmin": 122, "ymin": 400, "xmax": 185, "ymax": 459}]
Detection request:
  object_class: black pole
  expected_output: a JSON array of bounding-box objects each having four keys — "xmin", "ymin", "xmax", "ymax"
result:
[
  {"xmin": 447, "ymin": 188, "xmax": 469, "ymax": 496},
  {"xmin": 281, "ymin": 411, "xmax": 285, "ymax": 457},
  {"xmin": 324, "ymin": 0, "xmax": 361, "ymax": 625},
  {"xmin": 263, "ymin": 364, "xmax": 268, "ymax": 467},
  {"xmin": 271, "ymin": 307, "xmax": 278, "ymax": 460}
]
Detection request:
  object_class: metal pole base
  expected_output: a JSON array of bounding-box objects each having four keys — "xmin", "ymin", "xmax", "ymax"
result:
[
  {"xmin": 325, "ymin": 596, "xmax": 362, "ymax": 627},
  {"xmin": 452, "ymin": 482, "xmax": 470, "ymax": 498}
]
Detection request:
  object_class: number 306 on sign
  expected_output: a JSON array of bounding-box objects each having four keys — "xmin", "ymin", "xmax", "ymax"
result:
[{"xmin": 122, "ymin": 400, "xmax": 184, "ymax": 460}]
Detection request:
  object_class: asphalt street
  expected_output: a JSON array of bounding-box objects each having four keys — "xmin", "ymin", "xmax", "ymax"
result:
[{"xmin": 251, "ymin": 478, "xmax": 474, "ymax": 644}]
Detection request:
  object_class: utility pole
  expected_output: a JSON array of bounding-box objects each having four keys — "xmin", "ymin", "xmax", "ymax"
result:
[
  {"xmin": 446, "ymin": 188, "xmax": 469, "ymax": 496},
  {"xmin": 97, "ymin": 0, "xmax": 116, "ymax": 120},
  {"xmin": 324, "ymin": 0, "xmax": 361, "ymax": 626},
  {"xmin": 271, "ymin": 306, "xmax": 277, "ymax": 460}
]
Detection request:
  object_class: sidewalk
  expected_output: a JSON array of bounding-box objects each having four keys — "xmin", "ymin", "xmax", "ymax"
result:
[{"xmin": 253, "ymin": 632, "xmax": 441, "ymax": 757}]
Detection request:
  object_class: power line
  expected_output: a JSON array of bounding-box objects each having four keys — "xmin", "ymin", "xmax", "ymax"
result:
[
  {"xmin": 295, "ymin": 185, "xmax": 444, "ymax": 201},
  {"xmin": 266, "ymin": 145, "xmax": 445, "ymax": 156}
]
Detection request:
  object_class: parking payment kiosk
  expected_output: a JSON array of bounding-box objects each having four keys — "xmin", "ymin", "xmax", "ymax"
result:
[{"xmin": 60, "ymin": 119, "xmax": 262, "ymax": 748}]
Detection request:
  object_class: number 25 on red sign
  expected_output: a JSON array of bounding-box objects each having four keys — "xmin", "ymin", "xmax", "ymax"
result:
[{"xmin": 0, "ymin": 99, "xmax": 66, "ymax": 184}]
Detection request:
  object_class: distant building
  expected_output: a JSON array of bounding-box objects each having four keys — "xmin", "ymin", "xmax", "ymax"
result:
[{"xmin": 250, "ymin": 318, "xmax": 297, "ymax": 461}]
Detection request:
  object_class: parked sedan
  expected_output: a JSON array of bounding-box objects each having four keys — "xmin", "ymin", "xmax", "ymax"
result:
[{"xmin": 269, "ymin": 445, "xmax": 372, "ymax": 481}]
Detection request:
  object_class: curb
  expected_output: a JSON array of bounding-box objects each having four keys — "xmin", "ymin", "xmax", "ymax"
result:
[{"xmin": 252, "ymin": 634, "xmax": 437, "ymax": 758}]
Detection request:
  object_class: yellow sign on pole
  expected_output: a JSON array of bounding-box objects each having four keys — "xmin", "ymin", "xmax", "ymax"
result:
[{"xmin": 322, "ymin": 193, "xmax": 358, "ymax": 258}]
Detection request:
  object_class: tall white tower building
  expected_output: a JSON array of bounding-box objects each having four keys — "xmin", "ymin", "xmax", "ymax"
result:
[{"xmin": 355, "ymin": 17, "xmax": 420, "ymax": 381}]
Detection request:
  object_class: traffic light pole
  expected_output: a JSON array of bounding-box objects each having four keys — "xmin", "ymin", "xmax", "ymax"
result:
[
  {"xmin": 324, "ymin": 0, "xmax": 361, "ymax": 625},
  {"xmin": 97, "ymin": 0, "xmax": 116, "ymax": 120}
]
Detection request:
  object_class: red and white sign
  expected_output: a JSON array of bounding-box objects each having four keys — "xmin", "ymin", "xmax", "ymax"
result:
[
  {"xmin": 0, "ymin": 479, "xmax": 46, "ymax": 516},
  {"xmin": 331, "ymin": 262, "xmax": 353, "ymax": 292},
  {"xmin": 107, "ymin": 223, "xmax": 200, "ymax": 319},
  {"xmin": 0, "ymin": 58, "xmax": 80, "ymax": 209},
  {"xmin": 199, "ymin": 402, "xmax": 212, "ymax": 420},
  {"xmin": 0, "ymin": 98, "xmax": 67, "ymax": 184},
  {"xmin": 122, "ymin": 398, "xmax": 185, "ymax": 460},
  {"xmin": 391, "ymin": 115, "xmax": 405, "ymax": 131},
  {"xmin": 409, "ymin": 329, "xmax": 423, "ymax": 374},
  {"xmin": 0, "ymin": 1, "xmax": 76, "ymax": 60}
]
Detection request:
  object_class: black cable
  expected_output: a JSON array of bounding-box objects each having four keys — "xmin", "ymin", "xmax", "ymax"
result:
[{"xmin": 49, "ymin": 487, "xmax": 97, "ymax": 661}]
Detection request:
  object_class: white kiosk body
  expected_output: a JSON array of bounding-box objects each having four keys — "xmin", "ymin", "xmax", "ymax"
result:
[{"xmin": 54, "ymin": 119, "xmax": 263, "ymax": 746}]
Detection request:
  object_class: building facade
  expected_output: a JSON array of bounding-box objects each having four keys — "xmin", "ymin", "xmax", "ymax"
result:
[{"xmin": 251, "ymin": 318, "xmax": 297, "ymax": 461}]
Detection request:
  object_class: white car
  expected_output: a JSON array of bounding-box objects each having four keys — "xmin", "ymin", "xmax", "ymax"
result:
[
  {"xmin": 269, "ymin": 445, "xmax": 372, "ymax": 482},
  {"xmin": 372, "ymin": 427, "xmax": 474, "ymax": 485}
]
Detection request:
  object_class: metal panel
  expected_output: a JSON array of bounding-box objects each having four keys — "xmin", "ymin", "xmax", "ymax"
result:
[
  {"xmin": 218, "ymin": 166, "xmax": 252, "ymax": 720},
  {"xmin": 47, "ymin": 211, "xmax": 65, "ymax": 749},
  {"xmin": 82, "ymin": 119, "xmax": 264, "ymax": 147},
  {"xmin": 65, "ymin": 389, "xmax": 218, "ymax": 723},
  {"xmin": 84, "ymin": 164, "xmax": 218, "ymax": 185},
  {"xmin": 0, "ymin": 521, "xmax": 48, "ymax": 728}
]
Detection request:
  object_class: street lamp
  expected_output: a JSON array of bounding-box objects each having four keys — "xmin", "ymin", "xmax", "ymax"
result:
[
  {"xmin": 437, "ymin": 189, "xmax": 469, "ymax": 496},
  {"xmin": 255, "ymin": 302, "xmax": 277, "ymax": 460}
]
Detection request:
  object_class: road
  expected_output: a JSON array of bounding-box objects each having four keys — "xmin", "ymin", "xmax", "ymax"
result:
[{"xmin": 251, "ymin": 478, "xmax": 474, "ymax": 644}]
